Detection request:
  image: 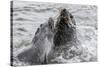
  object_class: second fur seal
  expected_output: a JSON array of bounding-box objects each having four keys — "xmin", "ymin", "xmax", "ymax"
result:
[{"xmin": 54, "ymin": 9, "xmax": 76, "ymax": 47}]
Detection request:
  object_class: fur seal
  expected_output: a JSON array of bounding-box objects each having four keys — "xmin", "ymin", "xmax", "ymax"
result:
[
  {"xmin": 54, "ymin": 9, "xmax": 76, "ymax": 47},
  {"xmin": 17, "ymin": 18, "xmax": 54, "ymax": 64}
]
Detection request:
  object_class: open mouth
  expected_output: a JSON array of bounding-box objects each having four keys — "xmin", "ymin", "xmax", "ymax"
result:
[
  {"xmin": 60, "ymin": 9, "xmax": 70, "ymax": 22},
  {"xmin": 59, "ymin": 9, "xmax": 75, "ymax": 28}
]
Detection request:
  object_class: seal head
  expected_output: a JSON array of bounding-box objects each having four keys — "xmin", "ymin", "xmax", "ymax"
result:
[{"xmin": 54, "ymin": 9, "xmax": 76, "ymax": 47}]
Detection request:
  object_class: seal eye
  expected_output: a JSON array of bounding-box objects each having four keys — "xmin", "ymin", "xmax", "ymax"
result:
[{"xmin": 70, "ymin": 15, "xmax": 73, "ymax": 19}]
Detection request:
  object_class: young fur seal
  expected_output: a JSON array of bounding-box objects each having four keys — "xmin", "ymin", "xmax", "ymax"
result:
[
  {"xmin": 54, "ymin": 9, "xmax": 76, "ymax": 47},
  {"xmin": 17, "ymin": 18, "xmax": 54, "ymax": 65}
]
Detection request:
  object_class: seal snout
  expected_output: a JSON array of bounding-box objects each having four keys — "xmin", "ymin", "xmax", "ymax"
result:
[
  {"xmin": 60, "ymin": 9, "xmax": 69, "ymax": 21},
  {"xmin": 62, "ymin": 8, "xmax": 66, "ymax": 13}
]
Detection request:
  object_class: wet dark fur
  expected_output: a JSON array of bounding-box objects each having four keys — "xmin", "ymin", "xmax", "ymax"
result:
[{"xmin": 54, "ymin": 9, "xmax": 76, "ymax": 47}]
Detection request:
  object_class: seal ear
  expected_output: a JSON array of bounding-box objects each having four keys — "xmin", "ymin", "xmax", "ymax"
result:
[
  {"xmin": 70, "ymin": 15, "xmax": 73, "ymax": 19},
  {"xmin": 70, "ymin": 13, "xmax": 76, "ymax": 26}
]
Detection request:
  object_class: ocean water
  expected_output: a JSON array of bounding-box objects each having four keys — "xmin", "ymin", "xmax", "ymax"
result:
[{"xmin": 12, "ymin": 1, "xmax": 97, "ymax": 66}]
